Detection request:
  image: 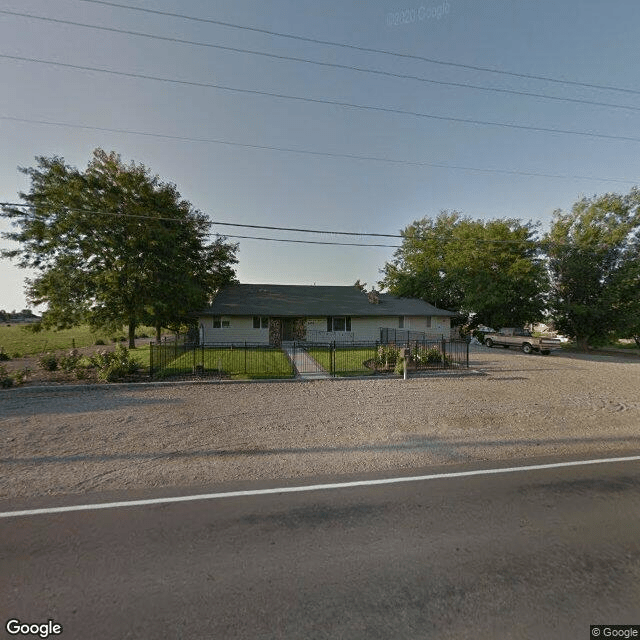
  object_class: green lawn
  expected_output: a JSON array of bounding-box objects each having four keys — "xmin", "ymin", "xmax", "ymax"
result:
[
  {"xmin": 307, "ymin": 346, "xmax": 378, "ymax": 376},
  {"xmin": 153, "ymin": 346, "xmax": 295, "ymax": 379},
  {"xmin": 0, "ymin": 323, "xmax": 157, "ymax": 357}
]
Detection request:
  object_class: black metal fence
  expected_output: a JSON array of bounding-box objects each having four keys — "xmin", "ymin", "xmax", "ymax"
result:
[
  {"xmin": 149, "ymin": 340, "xmax": 296, "ymax": 379},
  {"xmin": 380, "ymin": 328, "xmax": 438, "ymax": 343},
  {"xmin": 149, "ymin": 338, "xmax": 469, "ymax": 379},
  {"xmin": 301, "ymin": 339, "xmax": 469, "ymax": 376}
]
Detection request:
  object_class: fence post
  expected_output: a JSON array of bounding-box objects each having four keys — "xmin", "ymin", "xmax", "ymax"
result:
[
  {"xmin": 149, "ymin": 342, "xmax": 154, "ymax": 377},
  {"xmin": 466, "ymin": 338, "xmax": 470, "ymax": 368},
  {"xmin": 441, "ymin": 337, "xmax": 447, "ymax": 367},
  {"xmin": 244, "ymin": 341, "xmax": 247, "ymax": 374},
  {"xmin": 330, "ymin": 341, "xmax": 334, "ymax": 376}
]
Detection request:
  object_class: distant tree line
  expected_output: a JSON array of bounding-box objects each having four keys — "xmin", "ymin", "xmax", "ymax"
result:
[
  {"xmin": 379, "ymin": 190, "xmax": 640, "ymax": 349},
  {"xmin": 0, "ymin": 309, "xmax": 38, "ymax": 322}
]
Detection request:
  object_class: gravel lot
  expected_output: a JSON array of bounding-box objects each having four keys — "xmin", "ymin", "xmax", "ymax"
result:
[{"xmin": 1, "ymin": 346, "xmax": 639, "ymax": 501}]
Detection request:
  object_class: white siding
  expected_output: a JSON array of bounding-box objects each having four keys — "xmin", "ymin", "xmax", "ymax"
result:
[
  {"xmin": 406, "ymin": 316, "xmax": 450, "ymax": 338},
  {"xmin": 308, "ymin": 316, "xmax": 416, "ymax": 342},
  {"xmin": 199, "ymin": 316, "xmax": 269, "ymax": 344},
  {"xmin": 198, "ymin": 314, "xmax": 451, "ymax": 344}
]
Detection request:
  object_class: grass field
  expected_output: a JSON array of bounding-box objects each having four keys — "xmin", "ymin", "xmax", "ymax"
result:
[
  {"xmin": 154, "ymin": 346, "xmax": 295, "ymax": 379},
  {"xmin": 307, "ymin": 346, "xmax": 378, "ymax": 376},
  {"xmin": 0, "ymin": 324, "xmax": 156, "ymax": 357}
]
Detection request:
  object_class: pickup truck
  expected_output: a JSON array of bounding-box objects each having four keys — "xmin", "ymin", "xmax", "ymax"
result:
[{"xmin": 484, "ymin": 328, "xmax": 561, "ymax": 355}]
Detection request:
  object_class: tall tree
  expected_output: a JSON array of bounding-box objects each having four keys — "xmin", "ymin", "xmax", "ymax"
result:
[
  {"xmin": 545, "ymin": 190, "xmax": 640, "ymax": 349},
  {"xmin": 1, "ymin": 149, "xmax": 238, "ymax": 347},
  {"xmin": 379, "ymin": 211, "xmax": 549, "ymax": 328}
]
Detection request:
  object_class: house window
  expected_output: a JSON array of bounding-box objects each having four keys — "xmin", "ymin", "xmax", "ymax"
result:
[
  {"xmin": 399, "ymin": 316, "xmax": 404, "ymax": 329},
  {"xmin": 253, "ymin": 316, "xmax": 269, "ymax": 329},
  {"xmin": 213, "ymin": 317, "xmax": 230, "ymax": 328},
  {"xmin": 426, "ymin": 316, "xmax": 432, "ymax": 328},
  {"xmin": 326, "ymin": 316, "xmax": 351, "ymax": 332}
]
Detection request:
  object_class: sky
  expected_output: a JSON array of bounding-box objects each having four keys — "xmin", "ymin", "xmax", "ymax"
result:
[{"xmin": 1, "ymin": 0, "xmax": 639, "ymax": 313}]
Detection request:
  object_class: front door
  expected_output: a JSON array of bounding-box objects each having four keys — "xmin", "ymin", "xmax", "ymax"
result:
[{"xmin": 282, "ymin": 318, "xmax": 295, "ymax": 342}]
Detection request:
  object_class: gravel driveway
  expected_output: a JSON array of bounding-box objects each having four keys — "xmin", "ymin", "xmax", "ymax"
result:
[{"xmin": 1, "ymin": 347, "xmax": 639, "ymax": 501}]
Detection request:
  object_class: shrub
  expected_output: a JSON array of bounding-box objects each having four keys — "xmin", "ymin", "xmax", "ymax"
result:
[
  {"xmin": 94, "ymin": 345, "xmax": 141, "ymax": 382},
  {"xmin": 59, "ymin": 349, "xmax": 82, "ymax": 372},
  {"xmin": 94, "ymin": 339, "xmax": 106, "ymax": 346},
  {"xmin": 414, "ymin": 346, "xmax": 444, "ymax": 364},
  {"xmin": 11, "ymin": 352, "xmax": 22, "ymax": 359},
  {"xmin": 22, "ymin": 322, "xmax": 42, "ymax": 333},
  {"xmin": 38, "ymin": 352, "xmax": 59, "ymax": 371},
  {"xmin": 13, "ymin": 368, "xmax": 30, "ymax": 385},
  {"xmin": 0, "ymin": 364, "xmax": 13, "ymax": 388},
  {"xmin": 375, "ymin": 345, "xmax": 400, "ymax": 369},
  {"xmin": 0, "ymin": 349, "xmax": 10, "ymax": 361}
]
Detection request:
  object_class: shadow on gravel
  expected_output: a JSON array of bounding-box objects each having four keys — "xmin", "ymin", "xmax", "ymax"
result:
[
  {"xmin": 2, "ymin": 434, "xmax": 639, "ymax": 466},
  {"xmin": 0, "ymin": 390, "xmax": 179, "ymax": 417},
  {"xmin": 556, "ymin": 352, "xmax": 640, "ymax": 364}
]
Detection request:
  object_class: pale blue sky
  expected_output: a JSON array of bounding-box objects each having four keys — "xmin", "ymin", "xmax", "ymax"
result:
[{"xmin": 1, "ymin": 0, "xmax": 639, "ymax": 312}]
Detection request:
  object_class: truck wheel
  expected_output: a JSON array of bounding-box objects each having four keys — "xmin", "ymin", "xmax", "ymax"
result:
[
  {"xmin": 485, "ymin": 338, "xmax": 494, "ymax": 348},
  {"xmin": 522, "ymin": 343, "xmax": 533, "ymax": 354}
]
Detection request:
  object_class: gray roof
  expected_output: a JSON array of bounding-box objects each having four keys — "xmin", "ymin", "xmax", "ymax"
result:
[{"xmin": 202, "ymin": 284, "xmax": 456, "ymax": 317}]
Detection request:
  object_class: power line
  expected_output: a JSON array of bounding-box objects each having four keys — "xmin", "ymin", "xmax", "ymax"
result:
[
  {"xmin": 4, "ymin": 54, "xmax": 640, "ymax": 145},
  {"xmin": 0, "ymin": 202, "xmax": 547, "ymax": 246},
  {"xmin": 0, "ymin": 201, "xmax": 401, "ymax": 235},
  {"xmin": 75, "ymin": 0, "xmax": 640, "ymax": 96},
  {"xmin": 3, "ymin": 9, "xmax": 639, "ymax": 113},
  {"xmin": 0, "ymin": 116, "xmax": 636, "ymax": 185},
  {"xmin": 220, "ymin": 235, "xmax": 400, "ymax": 248}
]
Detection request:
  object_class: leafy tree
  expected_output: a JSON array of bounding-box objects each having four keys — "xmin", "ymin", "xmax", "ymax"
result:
[
  {"xmin": 545, "ymin": 190, "xmax": 640, "ymax": 349},
  {"xmin": 1, "ymin": 149, "xmax": 238, "ymax": 347},
  {"xmin": 379, "ymin": 211, "xmax": 549, "ymax": 329}
]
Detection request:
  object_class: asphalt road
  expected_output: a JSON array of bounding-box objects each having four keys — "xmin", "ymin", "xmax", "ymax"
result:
[{"xmin": 2, "ymin": 457, "xmax": 639, "ymax": 640}]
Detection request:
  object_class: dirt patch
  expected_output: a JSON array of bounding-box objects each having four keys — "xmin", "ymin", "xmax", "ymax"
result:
[{"xmin": 2, "ymin": 340, "xmax": 152, "ymax": 386}]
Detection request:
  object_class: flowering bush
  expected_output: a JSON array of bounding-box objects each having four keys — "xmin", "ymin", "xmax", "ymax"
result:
[
  {"xmin": 375, "ymin": 345, "xmax": 400, "ymax": 369},
  {"xmin": 0, "ymin": 364, "xmax": 29, "ymax": 388},
  {"xmin": 93, "ymin": 345, "xmax": 141, "ymax": 382},
  {"xmin": 59, "ymin": 349, "xmax": 82, "ymax": 372},
  {"xmin": 414, "ymin": 346, "xmax": 443, "ymax": 364}
]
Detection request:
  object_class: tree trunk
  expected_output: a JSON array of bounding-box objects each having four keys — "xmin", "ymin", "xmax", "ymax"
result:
[
  {"xmin": 576, "ymin": 336, "xmax": 590, "ymax": 351},
  {"xmin": 156, "ymin": 325, "xmax": 162, "ymax": 343},
  {"xmin": 128, "ymin": 321, "xmax": 136, "ymax": 349}
]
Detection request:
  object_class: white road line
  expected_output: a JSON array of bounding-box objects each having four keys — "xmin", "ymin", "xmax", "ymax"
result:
[{"xmin": 1, "ymin": 455, "xmax": 639, "ymax": 519}]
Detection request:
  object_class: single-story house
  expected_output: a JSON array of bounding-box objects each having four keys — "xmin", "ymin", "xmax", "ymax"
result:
[{"xmin": 198, "ymin": 284, "xmax": 457, "ymax": 345}]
